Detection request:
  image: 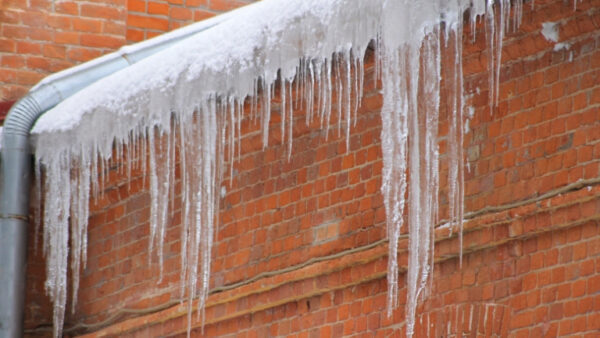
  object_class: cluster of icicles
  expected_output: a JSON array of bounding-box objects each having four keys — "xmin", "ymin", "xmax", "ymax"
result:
[{"xmin": 31, "ymin": 0, "xmax": 528, "ymax": 337}]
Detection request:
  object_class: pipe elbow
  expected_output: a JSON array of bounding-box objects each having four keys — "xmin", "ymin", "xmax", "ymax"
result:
[{"xmin": 3, "ymin": 96, "xmax": 43, "ymax": 139}]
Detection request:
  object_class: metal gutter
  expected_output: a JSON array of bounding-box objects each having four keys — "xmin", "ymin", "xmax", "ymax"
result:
[{"xmin": 0, "ymin": 4, "xmax": 253, "ymax": 336}]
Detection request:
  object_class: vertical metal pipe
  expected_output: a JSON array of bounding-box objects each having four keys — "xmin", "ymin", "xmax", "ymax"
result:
[{"xmin": 0, "ymin": 134, "xmax": 31, "ymax": 338}]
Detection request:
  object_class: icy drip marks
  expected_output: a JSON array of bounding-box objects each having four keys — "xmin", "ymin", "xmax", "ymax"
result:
[
  {"xmin": 445, "ymin": 20, "xmax": 465, "ymax": 271},
  {"xmin": 30, "ymin": 0, "xmax": 527, "ymax": 337},
  {"xmin": 486, "ymin": 0, "xmax": 509, "ymax": 108}
]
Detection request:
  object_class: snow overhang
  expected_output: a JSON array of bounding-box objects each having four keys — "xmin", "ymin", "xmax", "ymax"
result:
[{"xmin": 30, "ymin": 0, "xmax": 460, "ymax": 162}]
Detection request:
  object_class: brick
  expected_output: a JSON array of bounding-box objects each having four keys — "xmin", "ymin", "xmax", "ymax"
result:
[
  {"xmin": 0, "ymin": 68, "xmax": 16, "ymax": 82},
  {"xmin": 47, "ymin": 14, "xmax": 73, "ymax": 30},
  {"xmin": 148, "ymin": 2, "xmax": 170, "ymax": 16},
  {"xmin": 208, "ymin": 0, "xmax": 247, "ymax": 11},
  {"xmin": 126, "ymin": 29, "xmax": 145, "ymax": 42},
  {"xmin": 0, "ymin": 39, "xmax": 16, "ymax": 53},
  {"xmin": 26, "ymin": 56, "xmax": 51, "ymax": 71},
  {"xmin": 1, "ymin": 25, "xmax": 28, "ymax": 39},
  {"xmin": 20, "ymin": 11, "xmax": 47, "ymax": 27},
  {"xmin": 72, "ymin": 17, "xmax": 103, "ymax": 33},
  {"xmin": 0, "ymin": 9, "xmax": 19, "ymax": 24},
  {"xmin": 170, "ymin": 7, "xmax": 193, "ymax": 21},
  {"xmin": 81, "ymin": 4, "xmax": 124, "ymax": 20},
  {"xmin": 67, "ymin": 47, "xmax": 102, "ymax": 62},
  {"xmin": 16, "ymin": 41, "xmax": 42, "ymax": 55},
  {"xmin": 54, "ymin": 31, "xmax": 79, "ymax": 45},
  {"xmin": 104, "ymin": 22, "xmax": 127, "ymax": 36},
  {"xmin": 1, "ymin": 55, "xmax": 25, "ymax": 68},
  {"xmin": 80, "ymin": 34, "xmax": 123, "ymax": 49},
  {"xmin": 127, "ymin": 14, "xmax": 169, "ymax": 31},
  {"xmin": 55, "ymin": 1, "xmax": 79, "ymax": 15},
  {"xmin": 13, "ymin": 69, "xmax": 44, "ymax": 85},
  {"xmin": 127, "ymin": 0, "xmax": 146, "ymax": 12},
  {"xmin": 28, "ymin": 28, "xmax": 52, "ymax": 42}
]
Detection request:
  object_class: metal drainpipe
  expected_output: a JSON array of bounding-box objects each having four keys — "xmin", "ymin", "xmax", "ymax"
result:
[{"xmin": 0, "ymin": 5, "xmax": 249, "ymax": 336}]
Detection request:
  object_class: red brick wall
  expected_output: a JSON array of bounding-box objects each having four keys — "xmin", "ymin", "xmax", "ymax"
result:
[
  {"xmin": 125, "ymin": 0, "xmax": 254, "ymax": 42},
  {"xmin": 0, "ymin": 0, "xmax": 254, "ymax": 102},
  {"xmin": 0, "ymin": 0, "xmax": 127, "ymax": 101},
  {"xmin": 20, "ymin": 0, "xmax": 600, "ymax": 336}
]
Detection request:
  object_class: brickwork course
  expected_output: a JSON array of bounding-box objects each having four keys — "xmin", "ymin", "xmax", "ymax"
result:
[{"xmin": 1, "ymin": 0, "xmax": 599, "ymax": 336}]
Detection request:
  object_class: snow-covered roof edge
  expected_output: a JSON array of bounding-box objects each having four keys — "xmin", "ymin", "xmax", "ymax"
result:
[{"xmin": 31, "ymin": 0, "xmax": 478, "ymax": 162}]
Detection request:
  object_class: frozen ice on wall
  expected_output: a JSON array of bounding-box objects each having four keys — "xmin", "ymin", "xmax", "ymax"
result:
[
  {"xmin": 541, "ymin": 21, "xmax": 559, "ymax": 42},
  {"xmin": 29, "ymin": 0, "xmax": 529, "ymax": 337},
  {"xmin": 541, "ymin": 21, "xmax": 572, "ymax": 52}
]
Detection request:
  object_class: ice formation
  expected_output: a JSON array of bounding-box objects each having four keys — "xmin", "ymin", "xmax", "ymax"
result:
[
  {"xmin": 541, "ymin": 21, "xmax": 559, "ymax": 43},
  {"xmin": 29, "ymin": 0, "xmax": 526, "ymax": 337},
  {"xmin": 542, "ymin": 21, "xmax": 573, "ymax": 52}
]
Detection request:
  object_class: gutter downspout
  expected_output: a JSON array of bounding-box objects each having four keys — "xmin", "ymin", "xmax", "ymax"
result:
[{"xmin": 0, "ymin": 6, "xmax": 251, "ymax": 336}]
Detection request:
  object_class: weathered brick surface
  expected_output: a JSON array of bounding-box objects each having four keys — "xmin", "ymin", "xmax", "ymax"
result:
[{"xmin": 17, "ymin": 0, "xmax": 600, "ymax": 336}]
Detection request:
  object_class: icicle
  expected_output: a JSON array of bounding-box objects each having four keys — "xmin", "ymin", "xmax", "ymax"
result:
[
  {"xmin": 262, "ymin": 78, "xmax": 272, "ymax": 148},
  {"xmin": 486, "ymin": 0, "xmax": 516, "ymax": 109},
  {"xmin": 126, "ymin": 131, "xmax": 133, "ymax": 193},
  {"xmin": 325, "ymin": 60, "xmax": 333, "ymax": 138},
  {"xmin": 405, "ymin": 44, "xmax": 424, "ymax": 338},
  {"xmin": 287, "ymin": 79, "xmax": 294, "ymax": 159},
  {"xmin": 356, "ymin": 55, "xmax": 365, "ymax": 127},
  {"xmin": 237, "ymin": 99, "xmax": 242, "ymax": 161},
  {"xmin": 43, "ymin": 153, "xmax": 71, "ymax": 338},
  {"xmin": 335, "ymin": 54, "xmax": 343, "ymax": 138},
  {"xmin": 169, "ymin": 123, "xmax": 177, "ymax": 213},
  {"xmin": 345, "ymin": 52, "xmax": 352, "ymax": 149},
  {"xmin": 281, "ymin": 77, "xmax": 286, "ymax": 146},
  {"xmin": 228, "ymin": 97, "xmax": 236, "ymax": 185},
  {"xmin": 69, "ymin": 146, "xmax": 91, "ymax": 313},
  {"xmin": 157, "ymin": 128, "xmax": 171, "ymax": 281},
  {"xmin": 445, "ymin": 16, "xmax": 466, "ymax": 267},
  {"xmin": 308, "ymin": 61, "xmax": 315, "ymax": 123},
  {"xmin": 380, "ymin": 47, "xmax": 409, "ymax": 318},
  {"xmin": 179, "ymin": 117, "xmax": 190, "ymax": 302},
  {"xmin": 147, "ymin": 127, "xmax": 159, "ymax": 265}
]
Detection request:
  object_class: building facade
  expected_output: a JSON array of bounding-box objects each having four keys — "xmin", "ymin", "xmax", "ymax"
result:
[{"xmin": 1, "ymin": 0, "xmax": 599, "ymax": 336}]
